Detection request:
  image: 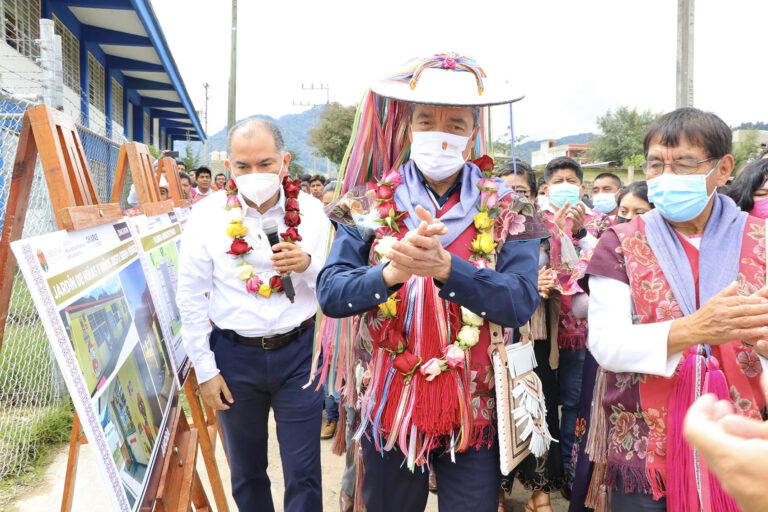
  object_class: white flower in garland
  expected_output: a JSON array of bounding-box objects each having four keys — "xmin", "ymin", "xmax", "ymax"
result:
[
  {"xmin": 374, "ymin": 235, "xmax": 398, "ymax": 263},
  {"xmin": 234, "ymin": 262, "xmax": 254, "ymax": 281},
  {"xmin": 456, "ymin": 324, "xmax": 480, "ymax": 349},
  {"xmin": 461, "ymin": 306, "xmax": 484, "ymax": 327},
  {"xmin": 226, "ymin": 207, "xmax": 243, "ymax": 224}
]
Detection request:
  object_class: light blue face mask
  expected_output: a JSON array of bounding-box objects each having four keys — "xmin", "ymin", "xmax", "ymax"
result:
[
  {"xmin": 647, "ymin": 162, "xmax": 719, "ymax": 222},
  {"xmin": 592, "ymin": 193, "xmax": 618, "ymax": 214},
  {"xmin": 548, "ymin": 183, "xmax": 581, "ymax": 209}
]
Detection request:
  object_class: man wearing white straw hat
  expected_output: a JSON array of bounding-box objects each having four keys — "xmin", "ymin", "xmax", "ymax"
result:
[{"xmin": 318, "ymin": 53, "xmax": 549, "ymax": 511}]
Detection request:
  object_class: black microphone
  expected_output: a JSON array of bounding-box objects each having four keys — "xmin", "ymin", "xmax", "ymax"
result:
[{"xmin": 262, "ymin": 218, "xmax": 296, "ymax": 303}]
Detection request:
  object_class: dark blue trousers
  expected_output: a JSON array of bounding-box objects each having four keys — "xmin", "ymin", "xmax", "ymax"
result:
[
  {"xmin": 211, "ymin": 325, "xmax": 323, "ymax": 512},
  {"xmin": 361, "ymin": 436, "xmax": 501, "ymax": 512}
]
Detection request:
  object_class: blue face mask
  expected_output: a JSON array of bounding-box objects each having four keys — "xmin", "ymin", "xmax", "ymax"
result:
[
  {"xmin": 548, "ymin": 183, "xmax": 581, "ymax": 209},
  {"xmin": 592, "ymin": 193, "xmax": 618, "ymax": 214},
  {"xmin": 647, "ymin": 163, "xmax": 719, "ymax": 222}
]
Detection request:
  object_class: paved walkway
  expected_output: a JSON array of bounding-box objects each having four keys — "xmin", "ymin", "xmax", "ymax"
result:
[{"xmin": 10, "ymin": 413, "xmax": 567, "ymax": 511}]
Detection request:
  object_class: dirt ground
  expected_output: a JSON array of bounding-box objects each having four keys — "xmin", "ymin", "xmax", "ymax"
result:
[{"xmin": 8, "ymin": 413, "xmax": 568, "ymax": 511}]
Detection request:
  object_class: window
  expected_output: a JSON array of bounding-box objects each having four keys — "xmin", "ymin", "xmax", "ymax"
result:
[
  {"xmin": 111, "ymin": 78, "xmax": 123, "ymax": 125},
  {"xmin": 53, "ymin": 15, "xmax": 79, "ymax": 91},
  {"xmin": 144, "ymin": 112, "xmax": 150, "ymax": 143},
  {"xmin": 87, "ymin": 53, "xmax": 104, "ymax": 113},
  {"xmin": 1, "ymin": 0, "xmax": 40, "ymax": 59}
]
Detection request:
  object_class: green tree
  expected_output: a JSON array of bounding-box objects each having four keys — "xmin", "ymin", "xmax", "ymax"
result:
[
  {"xmin": 589, "ymin": 106, "xmax": 661, "ymax": 164},
  {"xmin": 622, "ymin": 153, "xmax": 645, "ymax": 169},
  {"xmin": 287, "ymin": 150, "xmax": 304, "ymax": 179},
  {"xmin": 147, "ymin": 144, "xmax": 161, "ymax": 159},
  {"xmin": 181, "ymin": 143, "xmax": 202, "ymax": 170},
  {"xmin": 308, "ymin": 102, "xmax": 356, "ymax": 164},
  {"xmin": 732, "ymin": 130, "xmax": 761, "ymax": 173}
]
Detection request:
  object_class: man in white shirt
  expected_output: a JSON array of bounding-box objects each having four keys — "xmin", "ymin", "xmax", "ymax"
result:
[
  {"xmin": 192, "ymin": 167, "xmax": 213, "ymax": 204},
  {"xmin": 176, "ymin": 118, "xmax": 329, "ymax": 511}
]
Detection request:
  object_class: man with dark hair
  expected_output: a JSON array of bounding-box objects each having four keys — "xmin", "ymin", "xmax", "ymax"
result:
[
  {"xmin": 586, "ymin": 106, "xmax": 768, "ymax": 510},
  {"xmin": 189, "ymin": 168, "xmax": 198, "ymax": 188},
  {"xmin": 318, "ymin": 53, "xmax": 548, "ymax": 511},
  {"xmin": 540, "ymin": 155, "xmax": 611, "ymax": 481},
  {"xmin": 214, "ymin": 173, "xmax": 227, "ymax": 190},
  {"xmin": 591, "ymin": 172, "xmax": 623, "ymax": 219},
  {"xmin": 179, "ymin": 171, "xmax": 192, "ymax": 199},
  {"xmin": 308, "ymin": 175, "xmax": 326, "ymax": 200},
  {"xmin": 177, "ymin": 160, "xmax": 187, "ymax": 173},
  {"xmin": 192, "ymin": 167, "xmax": 213, "ymax": 204}
]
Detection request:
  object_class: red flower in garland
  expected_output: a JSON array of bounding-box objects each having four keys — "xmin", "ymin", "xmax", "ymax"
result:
[
  {"xmin": 283, "ymin": 178, "xmax": 302, "ymax": 198},
  {"xmin": 285, "ymin": 198, "xmax": 300, "ymax": 211},
  {"xmin": 377, "ymin": 185, "xmax": 394, "ymax": 200},
  {"xmin": 471, "ymin": 155, "xmax": 495, "ymax": 173},
  {"xmin": 281, "ymin": 227, "xmax": 302, "ymax": 242},
  {"xmin": 225, "ymin": 178, "xmax": 238, "ymax": 193},
  {"xmin": 227, "ymin": 238, "xmax": 252, "ymax": 256},
  {"xmin": 269, "ymin": 275, "xmax": 283, "ymax": 292},
  {"xmin": 284, "ymin": 210, "xmax": 301, "ymax": 227},
  {"xmin": 393, "ymin": 352, "xmax": 422, "ymax": 376},
  {"xmin": 377, "ymin": 200, "xmax": 397, "ymax": 219},
  {"xmin": 376, "ymin": 329, "xmax": 406, "ymax": 354}
]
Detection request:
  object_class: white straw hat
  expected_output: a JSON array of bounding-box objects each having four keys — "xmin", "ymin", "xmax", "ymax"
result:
[{"xmin": 371, "ymin": 52, "xmax": 523, "ymax": 107}]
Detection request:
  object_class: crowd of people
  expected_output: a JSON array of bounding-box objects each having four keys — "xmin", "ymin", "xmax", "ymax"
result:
[{"xmin": 174, "ymin": 53, "xmax": 768, "ymax": 512}]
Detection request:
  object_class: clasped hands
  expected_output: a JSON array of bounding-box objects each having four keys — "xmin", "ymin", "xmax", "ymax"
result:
[
  {"xmin": 553, "ymin": 200, "xmax": 586, "ymax": 234},
  {"xmin": 382, "ymin": 205, "xmax": 452, "ymax": 287}
]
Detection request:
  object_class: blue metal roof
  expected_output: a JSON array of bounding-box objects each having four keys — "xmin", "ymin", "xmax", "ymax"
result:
[{"xmin": 45, "ymin": 0, "xmax": 205, "ymax": 143}]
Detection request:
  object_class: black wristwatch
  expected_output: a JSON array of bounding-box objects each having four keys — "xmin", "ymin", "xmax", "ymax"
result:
[{"xmin": 573, "ymin": 227, "xmax": 588, "ymax": 240}]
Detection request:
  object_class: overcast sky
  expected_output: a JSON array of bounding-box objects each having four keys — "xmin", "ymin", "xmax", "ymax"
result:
[{"xmin": 152, "ymin": 0, "xmax": 767, "ymax": 142}]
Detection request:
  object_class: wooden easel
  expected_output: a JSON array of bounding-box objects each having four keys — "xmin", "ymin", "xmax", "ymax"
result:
[
  {"xmin": 110, "ymin": 142, "xmax": 230, "ymax": 511},
  {"xmin": 0, "ymin": 104, "xmax": 210, "ymax": 512}
]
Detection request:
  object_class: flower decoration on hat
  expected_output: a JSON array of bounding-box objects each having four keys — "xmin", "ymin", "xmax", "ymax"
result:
[{"xmin": 385, "ymin": 52, "xmax": 487, "ymax": 96}]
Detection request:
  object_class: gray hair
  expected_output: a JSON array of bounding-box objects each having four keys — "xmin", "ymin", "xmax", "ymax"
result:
[
  {"xmin": 227, "ymin": 118, "xmax": 285, "ymax": 156},
  {"xmin": 323, "ymin": 182, "xmax": 336, "ymax": 194}
]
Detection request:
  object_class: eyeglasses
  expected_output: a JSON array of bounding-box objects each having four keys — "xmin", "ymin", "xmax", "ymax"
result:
[
  {"xmin": 515, "ymin": 188, "xmax": 530, "ymax": 197},
  {"xmin": 641, "ymin": 157, "xmax": 720, "ymax": 178}
]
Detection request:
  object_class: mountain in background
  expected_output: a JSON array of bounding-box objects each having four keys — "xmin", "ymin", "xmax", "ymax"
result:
[
  {"xmin": 185, "ymin": 107, "xmax": 596, "ymax": 171},
  {"xmin": 513, "ymin": 132, "xmax": 596, "ymax": 164},
  {"xmin": 180, "ymin": 106, "xmax": 337, "ymax": 176}
]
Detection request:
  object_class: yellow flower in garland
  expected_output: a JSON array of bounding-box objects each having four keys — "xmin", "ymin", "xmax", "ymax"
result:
[
  {"xmin": 258, "ymin": 284, "xmax": 272, "ymax": 298},
  {"xmin": 472, "ymin": 231, "xmax": 497, "ymax": 255},
  {"xmin": 226, "ymin": 223, "xmax": 248, "ymax": 238},
  {"xmin": 378, "ymin": 294, "xmax": 398, "ymax": 317},
  {"xmin": 473, "ymin": 211, "xmax": 493, "ymax": 232}
]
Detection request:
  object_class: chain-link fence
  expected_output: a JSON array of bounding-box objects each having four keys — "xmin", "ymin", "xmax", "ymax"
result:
[{"xmin": 0, "ymin": 85, "xmax": 124, "ymax": 490}]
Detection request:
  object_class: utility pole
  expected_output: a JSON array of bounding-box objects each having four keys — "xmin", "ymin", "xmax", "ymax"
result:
[
  {"xmin": 203, "ymin": 82, "xmax": 210, "ymax": 164},
  {"xmin": 293, "ymin": 99, "xmax": 320, "ymax": 173},
  {"xmin": 676, "ymin": 0, "xmax": 694, "ymax": 108},
  {"xmin": 300, "ymin": 83, "xmax": 330, "ymax": 175},
  {"xmin": 227, "ymin": 0, "xmax": 237, "ymax": 133}
]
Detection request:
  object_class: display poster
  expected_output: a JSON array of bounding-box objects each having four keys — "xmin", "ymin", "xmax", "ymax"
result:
[
  {"xmin": 127, "ymin": 211, "xmax": 189, "ymax": 385},
  {"xmin": 174, "ymin": 206, "xmax": 191, "ymax": 229},
  {"xmin": 11, "ymin": 220, "xmax": 175, "ymax": 512}
]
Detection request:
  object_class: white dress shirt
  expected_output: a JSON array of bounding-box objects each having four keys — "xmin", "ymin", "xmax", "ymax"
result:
[
  {"xmin": 588, "ymin": 275, "xmax": 768, "ymax": 378},
  {"xmin": 176, "ymin": 188, "xmax": 330, "ymax": 383}
]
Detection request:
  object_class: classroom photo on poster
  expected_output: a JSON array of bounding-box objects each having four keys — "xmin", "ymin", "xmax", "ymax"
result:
[{"xmin": 11, "ymin": 220, "xmax": 175, "ymax": 512}]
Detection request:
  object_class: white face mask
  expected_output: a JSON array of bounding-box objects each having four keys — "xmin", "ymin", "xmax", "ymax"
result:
[
  {"xmin": 410, "ymin": 130, "xmax": 470, "ymax": 181},
  {"xmin": 236, "ymin": 160, "xmax": 284, "ymax": 206},
  {"xmin": 536, "ymin": 195, "xmax": 550, "ymax": 210}
]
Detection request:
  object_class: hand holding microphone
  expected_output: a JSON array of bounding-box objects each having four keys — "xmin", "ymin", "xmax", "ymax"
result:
[{"xmin": 262, "ymin": 218, "xmax": 310, "ymax": 303}]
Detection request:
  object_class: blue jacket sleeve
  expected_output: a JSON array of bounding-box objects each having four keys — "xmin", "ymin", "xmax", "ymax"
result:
[
  {"xmin": 436, "ymin": 238, "xmax": 541, "ymax": 328},
  {"xmin": 317, "ymin": 224, "xmax": 398, "ymax": 318}
]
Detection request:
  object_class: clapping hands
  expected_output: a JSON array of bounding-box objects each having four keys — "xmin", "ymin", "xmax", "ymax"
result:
[{"xmin": 381, "ymin": 205, "xmax": 452, "ymax": 287}]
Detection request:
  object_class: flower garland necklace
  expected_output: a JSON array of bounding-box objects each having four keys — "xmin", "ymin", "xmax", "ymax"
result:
[
  {"xmin": 224, "ymin": 176, "xmax": 303, "ymax": 299},
  {"xmin": 371, "ymin": 163, "xmax": 503, "ymax": 379}
]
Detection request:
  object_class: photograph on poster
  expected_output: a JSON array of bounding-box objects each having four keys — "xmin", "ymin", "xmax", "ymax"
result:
[
  {"xmin": 96, "ymin": 340, "xmax": 170, "ymax": 506},
  {"xmin": 12, "ymin": 219, "xmax": 176, "ymax": 512},
  {"xmin": 59, "ymin": 275, "xmax": 133, "ymax": 396},
  {"xmin": 129, "ymin": 212, "xmax": 188, "ymax": 384}
]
